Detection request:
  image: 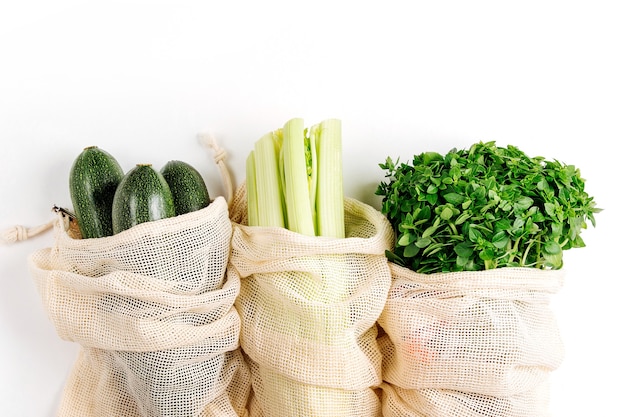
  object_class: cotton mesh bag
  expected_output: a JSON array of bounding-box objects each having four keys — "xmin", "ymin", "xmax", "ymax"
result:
[
  {"xmin": 229, "ymin": 184, "xmax": 395, "ymax": 417},
  {"xmin": 377, "ymin": 262, "xmax": 565, "ymax": 417},
  {"xmin": 28, "ymin": 196, "xmax": 250, "ymax": 417},
  {"xmin": 15, "ymin": 137, "xmax": 252, "ymax": 417}
]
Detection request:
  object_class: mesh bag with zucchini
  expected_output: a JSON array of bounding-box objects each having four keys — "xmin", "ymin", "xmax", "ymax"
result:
[{"xmin": 28, "ymin": 145, "xmax": 250, "ymax": 417}]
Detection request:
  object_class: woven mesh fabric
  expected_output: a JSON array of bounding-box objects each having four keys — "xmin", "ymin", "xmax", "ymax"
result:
[
  {"xmin": 28, "ymin": 197, "xmax": 250, "ymax": 417},
  {"xmin": 378, "ymin": 263, "xmax": 564, "ymax": 417},
  {"xmin": 248, "ymin": 361, "xmax": 383, "ymax": 417},
  {"xmin": 229, "ymin": 184, "xmax": 394, "ymax": 416},
  {"xmin": 380, "ymin": 381, "xmax": 553, "ymax": 417}
]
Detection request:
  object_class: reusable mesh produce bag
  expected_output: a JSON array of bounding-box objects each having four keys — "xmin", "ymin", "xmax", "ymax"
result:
[
  {"xmin": 378, "ymin": 262, "xmax": 565, "ymax": 417},
  {"xmin": 28, "ymin": 196, "xmax": 250, "ymax": 417},
  {"xmin": 229, "ymin": 184, "xmax": 395, "ymax": 417}
]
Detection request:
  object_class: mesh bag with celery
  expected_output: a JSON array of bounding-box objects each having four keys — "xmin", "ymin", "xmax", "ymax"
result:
[{"xmin": 229, "ymin": 118, "xmax": 394, "ymax": 416}]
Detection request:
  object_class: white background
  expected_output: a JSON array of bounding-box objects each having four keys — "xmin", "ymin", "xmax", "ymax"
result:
[{"xmin": 1, "ymin": 1, "xmax": 623, "ymax": 415}]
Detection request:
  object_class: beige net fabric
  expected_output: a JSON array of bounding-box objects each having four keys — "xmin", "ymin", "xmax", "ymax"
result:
[
  {"xmin": 28, "ymin": 197, "xmax": 250, "ymax": 417},
  {"xmin": 229, "ymin": 184, "xmax": 395, "ymax": 417},
  {"xmin": 378, "ymin": 263, "xmax": 565, "ymax": 417}
]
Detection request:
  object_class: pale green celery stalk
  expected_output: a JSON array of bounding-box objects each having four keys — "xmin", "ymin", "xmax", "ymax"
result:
[
  {"xmin": 277, "ymin": 128, "xmax": 287, "ymax": 211},
  {"xmin": 305, "ymin": 128, "xmax": 318, "ymax": 235},
  {"xmin": 313, "ymin": 118, "xmax": 345, "ymax": 238},
  {"xmin": 252, "ymin": 131, "xmax": 285, "ymax": 228},
  {"xmin": 245, "ymin": 151, "xmax": 259, "ymax": 226},
  {"xmin": 282, "ymin": 118, "xmax": 316, "ymax": 236}
]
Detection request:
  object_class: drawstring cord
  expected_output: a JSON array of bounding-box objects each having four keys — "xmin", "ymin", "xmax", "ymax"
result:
[
  {"xmin": 198, "ymin": 132, "xmax": 235, "ymax": 207},
  {"xmin": 1, "ymin": 219, "xmax": 55, "ymax": 244},
  {"xmin": 1, "ymin": 205, "xmax": 74, "ymax": 244}
]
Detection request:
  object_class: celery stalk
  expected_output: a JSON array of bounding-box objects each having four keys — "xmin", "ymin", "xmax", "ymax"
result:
[
  {"xmin": 246, "ymin": 118, "xmax": 345, "ymax": 237},
  {"xmin": 282, "ymin": 118, "xmax": 316, "ymax": 236},
  {"xmin": 305, "ymin": 127, "xmax": 318, "ymax": 235},
  {"xmin": 245, "ymin": 152, "xmax": 260, "ymax": 227},
  {"xmin": 313, "ymin": 118, "xmax": 345, "ymax": 238},
  {"xmin": 253, "ymin": 132, "xmax": 285, "ymax": 228}
]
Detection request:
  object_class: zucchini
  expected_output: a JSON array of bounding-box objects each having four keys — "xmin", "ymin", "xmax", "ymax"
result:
[
  {"xmin": 69, "ymin": 146, "xmax": 124, "ymax": 239},
  {"xmin": 160, "ymin": 160, "xmax": 211, "ymax": 216},
  {"xmin": 112, "ymin": 164, "xmax": 175, "ymax": 234}
]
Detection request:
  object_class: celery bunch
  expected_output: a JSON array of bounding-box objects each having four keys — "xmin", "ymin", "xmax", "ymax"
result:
[{"xmin": 246, "ymin": 118, "xmax": 345, "ymax": 238}]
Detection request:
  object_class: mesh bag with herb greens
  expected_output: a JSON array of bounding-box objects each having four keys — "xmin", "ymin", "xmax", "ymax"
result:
[
  {"xmin": 375, "ymin": 142, "xmax": 598, "ymax": 416},
  {"xmin": 229, "ymin": 183, "xmax": 395, "ymax": 417},
  {"xmin": 28, "ymin": 197, "xmax": 250, "ymax": 417}
]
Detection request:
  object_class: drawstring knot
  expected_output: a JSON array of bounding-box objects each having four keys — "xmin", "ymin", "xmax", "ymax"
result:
[{"xmin": 1, "ymin": 220, "xmax": 54, "ymax": 244}]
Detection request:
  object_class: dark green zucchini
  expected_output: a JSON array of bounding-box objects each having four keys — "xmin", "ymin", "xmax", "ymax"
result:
[
  {"xmin": 160, "ymin": 160, "xmax": 211, "ymax": 216},
  {"xmin": 69, "ymin": 146, "xmax": 124, "ymax": 239},
  {"xmin": 112, "ymin": 164, "xmax": 175, "ymax": 234}
]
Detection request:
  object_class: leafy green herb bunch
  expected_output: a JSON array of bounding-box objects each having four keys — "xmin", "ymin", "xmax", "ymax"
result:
[{"xmin": 376, "ymin": 141, "xmax": 600, "ymax": 274}]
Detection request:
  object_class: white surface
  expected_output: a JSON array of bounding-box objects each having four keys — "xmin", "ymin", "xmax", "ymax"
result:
[{"xmin": 1, "ymin": 1, "xmax": 623, "ymax": 415}]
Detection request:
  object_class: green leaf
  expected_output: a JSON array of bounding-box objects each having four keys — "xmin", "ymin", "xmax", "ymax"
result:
[
  {"xmin": 415, "ymin": 237, "xmax": 432, "ymax": 248},
  {"xmin": 397, "ymin": 233, "xmax": 414, "ymax": 246},
  {"xmin": 495, "ymin": 218, "xmax": 511, "ymax": 232},
  {"xmin": 454, "ymin": 242, "xmax": 473, "ymax": 258},
  {"xmin": 543, "ymin": 252, "xmax": 563, "ymax": 269},
  {"xmin": 423, "ymin": 242, "xmax": 444, "ymax": 256},
  {"xmin": 543, "ymin": 240, "xmax": 562, "ymax": 255},
  {"xmin": 514, "ymin": 196, "xmax": 534, "ymax": 212},
  {"xmin": 537, "ymin": 177, "xmax": 550, "ymax": 191},
  {"xmin": 443, "ymin": 192, "xmax": 465, "ymax": 205},
  {"xmin": 403, "ymin": 243, "xmax": 420, "ymax": 258},
  {"xmin": 426, "ymin": 194, "xmax": 438, "ymax": 205},
  {"xmin": 385, "ymin": 249, "xmax": 406, "ymax": 266},
  {"xmin": 401, "ymin": 200, "xmax": 413, "ymax": 212},
  {"xmin": 416, "ymin": 206, "xmax": 431, "ymax": 220},
  {"xmin": 422, "ymin": 224, "xmax": 438, "ymax": 238},
  {"xmin": 440, "ymin": 206, "xmax": 454, "ymax": 220},
  {"xmin": 422, "ymin": 152, "xmax": 443, "ymax": 165},
  {"xmin": 492, "ymin": 230, "xmax": 509, "ymax": 249},
  {"xmin": 479, "ymin": 247, "xmax": 495, "ymax": 261},
  {"xmin": 455, "ymin": 212, "xmax": 472, "ymax": 225},
  {"xmin": 468, "ymin": 226, "xmax": 483, "ymax": 242}
]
